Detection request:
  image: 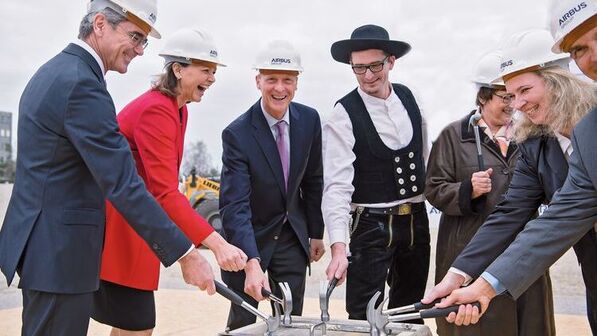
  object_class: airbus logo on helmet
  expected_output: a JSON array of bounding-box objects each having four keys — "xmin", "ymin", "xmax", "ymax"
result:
[
  {"xmin": 210, "ymin": 50, "xmax": 218, "ymax": 57},
  {"xmin": 559, "ymin": 2, "xmax": 588, "ymax": 28},
  {"xmin": 271, "ymin": 58, "xmax": 292, "ymax": 65},
  {"xmin": 149, "ymin": 12, "xmax": 156, "ymax": 24},
  {"xmin": 500, "ymin": 60, "xmax": 513, "ymax": 70}
]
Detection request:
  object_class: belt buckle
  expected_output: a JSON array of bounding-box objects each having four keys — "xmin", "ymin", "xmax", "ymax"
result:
[{"xmin": 398, "ymin": 203, "xmax": 411, "ymax": 215}]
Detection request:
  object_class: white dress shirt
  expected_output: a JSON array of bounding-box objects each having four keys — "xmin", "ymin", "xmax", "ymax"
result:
[
  {"xmin": 73, "ymin": 39, "xmax": 106, "ymax": 75},
  {"xmin": 322, "ymin": 86, "xmax": 429, "ymax": 246},
  {"xmin": 555, "ymin": 132, "xmax": 573, "ymax": 159}
]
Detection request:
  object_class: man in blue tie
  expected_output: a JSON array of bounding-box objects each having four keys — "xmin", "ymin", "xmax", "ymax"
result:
[{"xmin": 219, "ymin": 40, "xmax": 325, "ymax": 331}]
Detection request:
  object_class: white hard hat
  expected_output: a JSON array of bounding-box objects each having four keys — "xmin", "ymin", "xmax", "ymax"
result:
[
  {"xmin": 88, "ymin": 0, "xmax": 161, "ymax": 39},
  {"xmin": 494, "ymin": 29, "xmax": 570, "ymax": 82},
  {"xmin": 159, "ymin": 28, "xmax": 226, "ymax": 67},
  {"xmin": 550, "ymin": 0, "xmax": 597, "ymax": 53},
  {"xmin": 253, "ymin": 40, "xmax": 303, "ymax": 72},
  {"xmin": 471, "ymin": 50, "xmax": 505, "ymax": 88}
]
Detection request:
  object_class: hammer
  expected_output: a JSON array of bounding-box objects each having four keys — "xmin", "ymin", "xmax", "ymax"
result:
[
  {"xmin": 320, "ymin": 277, "xmax": 340, "ymax": 322},
  {"xmin": 215, "ymin": 281, "xmax": 280, "ymax": 335},
  {"xmin": 366, "ymin": 291, "xmax": 481, "ymax": 336},
  {"xmin": 468, "ymin": 113, "xmax": 485, "ymax": 171},
  {"xmin": 311, "ymin": 277, "xmax": 341, "ymax": 335},
  {"xmin": 261, "ymin": 282, "xmax": 293, "ymax": 326}
]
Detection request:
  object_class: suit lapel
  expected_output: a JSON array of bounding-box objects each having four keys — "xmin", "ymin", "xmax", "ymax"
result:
[
  {"xmin": 251, "ymin": 101, "xmax": 287, "ymax": 197},
  {"xmin": 545, "ymin": 137, "xmax": 568, "ymax": 183},
  {"xmin": 63, "ymin": 43, "xmax": 106, "ymax": 87}
]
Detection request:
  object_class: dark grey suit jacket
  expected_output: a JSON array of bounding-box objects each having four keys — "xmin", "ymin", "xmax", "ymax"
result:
[
  {"xmin": 486, "ymin": 108, "xmax": 597, "ymax": 298},
  {"xmin": 0, "ymin": 43, "xmax": 191, "ymax": 294},
  {"xmin": 452, "ymin": 135, "xmax": 596, "ymax": 302}
]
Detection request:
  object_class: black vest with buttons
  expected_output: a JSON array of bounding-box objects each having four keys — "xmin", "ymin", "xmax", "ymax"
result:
[{"xmin": 338, "ymin": 83, "xmax": 425, "ymax": 203}]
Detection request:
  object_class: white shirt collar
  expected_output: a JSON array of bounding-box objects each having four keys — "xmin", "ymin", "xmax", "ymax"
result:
[
  {"xmin": 73, "ymin": 39, "xmax": 106, "ymax": 75},
  {"xmin": 356, "ymin": 85, "xmax": 399, "ymax": 107},
  {"xmin": 554, "ymin": 132, "xmax": 573, "ymax": 158},
  {"xmin": 260, "ymin": 99, "xmax": 290, "ymax": 128},
  {"xmin": 477, "ymin": 114, "xmax": 513, "ymax": 144}
]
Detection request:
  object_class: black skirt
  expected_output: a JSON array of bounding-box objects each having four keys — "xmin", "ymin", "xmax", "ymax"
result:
[{"xmin": 91, "ymin": 280, "xmax": 156, "ymax": 331}]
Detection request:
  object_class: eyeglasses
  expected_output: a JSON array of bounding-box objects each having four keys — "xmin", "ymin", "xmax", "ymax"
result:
[
  {"xmin": 351, "ymin": 56, "xmax": 389, "ymax": 75},
  {"xmin": 493, "ymin": 92, "xmax": 514, "ymax": 104},
  {"xmin": 117, "ymin": 25, "xmax": 149, "ymax": 50}
]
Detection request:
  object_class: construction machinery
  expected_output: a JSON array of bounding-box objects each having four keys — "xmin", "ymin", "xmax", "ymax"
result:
[{"xmin": 181, "ymin": 167, "xmax": 223, "ymax": 236}]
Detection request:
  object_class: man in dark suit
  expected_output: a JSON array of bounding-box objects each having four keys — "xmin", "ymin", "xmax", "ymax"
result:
[
  {"xmin": 0, "ymin": 1, "xmax": 216, "ymax": 334},
  {"xmin": 423, "ymin": 0, "xmax": 597, "ymax": 328},
  {"xmin": 219, "ymin": 40, "xmax": 325, "ymax": 331}
]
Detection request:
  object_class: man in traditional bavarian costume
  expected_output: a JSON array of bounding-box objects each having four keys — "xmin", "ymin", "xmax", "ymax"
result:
[{"xmin": 322, "ymin": 24, "xmax": 430, "ymax": 323}]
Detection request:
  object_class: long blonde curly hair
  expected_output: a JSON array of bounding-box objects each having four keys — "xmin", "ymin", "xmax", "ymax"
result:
[{"xmin": 512, "ymin": 67, "xmax": 597, "ymax": 142}]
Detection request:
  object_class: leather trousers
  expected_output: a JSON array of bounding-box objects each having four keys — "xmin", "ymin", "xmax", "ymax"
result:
[{"xmin": 346, "ymin": 205, "xmax": 430, "ymax": 323}]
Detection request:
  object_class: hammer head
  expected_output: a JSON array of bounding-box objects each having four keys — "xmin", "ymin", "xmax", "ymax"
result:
[
  {"xmin": 266, "ymin": 301, "xmax": 281, "ymax": 334},
  {"xmin": 278, "ymin": 282, "xmax": 293, "ymax": 326},
  {"xmin": 366, "ymin": 291, "xmax": 389, "ymax": 336},
  {"xmin": 468, "ymin": 112, "xmax": 482, "ymax": 130},
  {"xmin": 319, "ymin": 280, "xmax": 330, "ymax": 322}
]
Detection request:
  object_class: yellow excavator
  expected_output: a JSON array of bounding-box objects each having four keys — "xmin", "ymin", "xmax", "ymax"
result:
[{"xmin": 181, "ymin": 167, "xmax": 223, "ymax": 235}]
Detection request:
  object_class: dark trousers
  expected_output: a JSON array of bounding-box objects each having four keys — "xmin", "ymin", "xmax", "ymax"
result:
[
  {"xmin": 573, "ymin": 230, "xmax": 597, "ymax": 335},
  {"xmin": 221, "ymin": 224, "xmax": 308, "ymax": 331},
  {"xmin": 588, "ymin": 290, "xmax": 597, "ymax": 335},
  {"xmin": 21, "ymin": 289, "xmax": 93, "ymax": 336},
  {"xmin": 346, "ymin": 206, "xmax": 430, "ymax": 323}
]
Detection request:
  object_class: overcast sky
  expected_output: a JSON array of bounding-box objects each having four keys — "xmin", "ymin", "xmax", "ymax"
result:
[{"xmin": 0, "ymin": 0, "xmax": 554, "ymax": 170}]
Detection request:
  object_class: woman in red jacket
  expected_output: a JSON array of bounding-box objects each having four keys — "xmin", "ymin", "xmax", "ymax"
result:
[{"xmin": 91, "ymin": 28, "xmax": 247, "ymax": 335}]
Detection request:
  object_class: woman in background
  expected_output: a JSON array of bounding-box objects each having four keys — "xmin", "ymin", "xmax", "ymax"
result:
[{"xmin": 425, "ymin": 48, "xmax": 555, "ymax": 335}]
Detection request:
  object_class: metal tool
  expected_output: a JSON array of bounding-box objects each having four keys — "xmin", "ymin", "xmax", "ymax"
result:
[
  {"xmin": 261, "ymin": 287, "xmax": 283, "ymax": 305},
  {"xmin": 226, "ymin": 315, "xmax": 432, "ymax": 335},
  {"xmin": 215, "ymin": 281, "xmax": 280, "ymax": 336},
  {"xmin": 367, "ymin": 291, "xmax": 481, "ymax": 336},
  {"xmin": 367, "ymin": 292, "xmax": 384, "ymax": 336},
  {"xmin": 383, "ymin": 298, "xmax": 441, "ymax": 315},
  {"xmin": 327, "ymin": 277, "xmax": 340, "ymax": 297},
  {"xmin": 468, "ymin": 112, "xmax": 485, "ymax": 171},
  {"xmin": 261, "ymin": 282, "xmax": 293, "ymax": 326},
  {"xmin": 309, "ymin": 277, "xmax": 341, "ymax": 335},
  {"xmin": 321, "ymin": 277, "xmax": 340, "ymax": 322}
]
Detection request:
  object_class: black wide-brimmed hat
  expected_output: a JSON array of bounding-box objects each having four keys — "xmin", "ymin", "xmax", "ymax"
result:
[{"xmin": 331, "ymin": 24, "xmax": 411, "ymax": 64}]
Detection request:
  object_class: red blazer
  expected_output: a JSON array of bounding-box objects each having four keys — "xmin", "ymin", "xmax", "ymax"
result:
[{"xmin": 100, "ymin": 89, "xmax": 214, "ymax": 290}]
